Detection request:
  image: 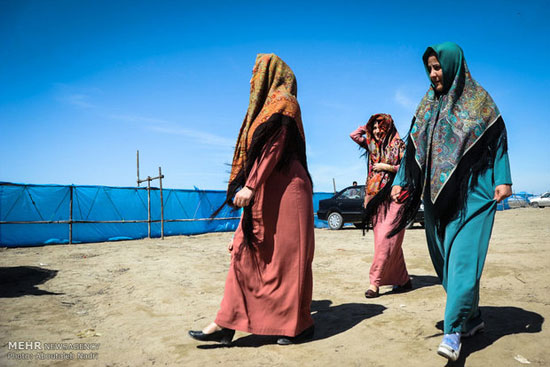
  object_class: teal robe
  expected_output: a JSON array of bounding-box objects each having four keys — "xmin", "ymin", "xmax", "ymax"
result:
[{"xmin": 394, "ymin": 139, "xmax": 512, "ymax": 333}]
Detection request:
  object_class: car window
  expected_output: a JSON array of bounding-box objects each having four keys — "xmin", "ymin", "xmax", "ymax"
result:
[
  {"xmin": 543, "ymin": 193, "xmax": 550, "ymax": 198},
  {"xmin": 341, "ymin": 188, "xmax": 361, "ymax": 199}
]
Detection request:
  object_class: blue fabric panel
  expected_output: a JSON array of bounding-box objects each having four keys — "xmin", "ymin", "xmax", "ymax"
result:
[
  {"xmin": 313, "ymin": 192, "xmax": 333, "ymax": 228},
  {"xmin": 1, "ymin": 223, "xmax": 69, "ymax": 246},
  {"xmin": 0, "ymin": 184, "xmax": 70, "ymax": 246},
  {"xmin": 72, "ymin": 186, "xmax": 149, "ymax": 243},
  {"xmin": 159, "ymin": 189, "xmax": 240, "ymax": 236},
  {"xmin": 0, "ymin": 184, "xmax": 69, "ymax": 221},
  {"xmin": 73, "ymin": 222, "xmax": 148, "ymax": 243},
  {"xmin": 0, "ymin": 183, "xmax": 344, "ymax": 247},
  {"xmin": 73, "ymin": 186, "xmax": 148, "ymax": 221}
]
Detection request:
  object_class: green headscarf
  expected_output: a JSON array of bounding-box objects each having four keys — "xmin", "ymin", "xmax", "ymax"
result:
[{"xmin": 422, "ymin": 42, "xmax": 464, "ymax": 94}]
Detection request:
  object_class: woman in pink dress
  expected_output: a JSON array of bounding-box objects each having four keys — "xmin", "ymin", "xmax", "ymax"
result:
[
  {"xmin": 350, "ymin": 114, "xmax": 411, "ymax": 298},
  {"xmin": 188, "ymin": 53, "xmax": 315, "ymax": 345}
]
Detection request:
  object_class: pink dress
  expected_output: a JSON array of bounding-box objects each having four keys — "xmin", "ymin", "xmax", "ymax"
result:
[
  {"xmin": 350, "ymin": 126, "xmax": 409, "ymax": 287},
  {"xmin": 370, "ymin": 202, "xmax": 409, "ymax": 286},
  {"xmin": 215, "ymin": 128, "xmax": 315, "ymax": 336}
]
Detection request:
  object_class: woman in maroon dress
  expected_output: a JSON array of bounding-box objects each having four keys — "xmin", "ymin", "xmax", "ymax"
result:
[{"xmin": 188, "ymin": 53, "xmax": 315, "ymax": 345}]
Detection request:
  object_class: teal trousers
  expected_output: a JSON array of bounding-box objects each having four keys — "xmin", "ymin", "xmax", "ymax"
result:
[{"xmin": 424, "ymin": 176, "xmax": 496, "ymax": 333}]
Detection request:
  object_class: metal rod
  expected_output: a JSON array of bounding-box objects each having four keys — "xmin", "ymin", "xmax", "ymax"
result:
[
  {"xmin": 333, "ymin": 178, "xmax": 337, "ymax": 193},
  {"xmin": 162, "ymin": 217, "xmax": 240, "ymax": 222},
  {"xmin": 137, "ymin": 150, "xmax": 140, "ymax": 187},
  {"xmin": 69, "ymin": 186, "xmax": 73, "ymax": 244},
  {"xmin": 159, "ymin": 167, "xmax": 164, "ymax": 240},
  {"xmin": 147, "ymin": 176, "xmax": 151, "ymax": 238},
  {"xmin": 0, "ymin": 217, "xmax": 240, "ymax": 225}
]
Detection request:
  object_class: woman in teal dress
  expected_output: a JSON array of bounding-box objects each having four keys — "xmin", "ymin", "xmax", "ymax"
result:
[{"xmin": 390, "ymin": 42, "xmax": 512, "ymax": 362}]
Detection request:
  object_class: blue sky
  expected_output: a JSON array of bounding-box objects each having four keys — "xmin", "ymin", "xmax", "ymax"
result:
[{"xmin": 1, "ymin": 0, "xmax": 549, "ymax": 193}]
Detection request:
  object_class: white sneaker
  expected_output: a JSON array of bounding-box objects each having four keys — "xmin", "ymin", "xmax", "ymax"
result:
[{"xmin": 437, "ymin": 332, "xmax": 461, "ymax": 361}]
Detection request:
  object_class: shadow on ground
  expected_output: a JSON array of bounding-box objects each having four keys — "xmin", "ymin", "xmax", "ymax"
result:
[
  {"xmin": 432, "ymin": 306, "xmax": 544, "ymax": 367},
  {"xmin": 197, "ymin": 299, "xmax": 386, "ymax": 349},
  {"xmin": 376, "ymin": 274, "xmax": 440, "ymax": 297},
  {"xmin": 0, "ymin": 266, "xmax": 61, "ymax": 297},
  {"xmin": 407, "ymin": 274, "xmax": 440, "ymax": 291}
]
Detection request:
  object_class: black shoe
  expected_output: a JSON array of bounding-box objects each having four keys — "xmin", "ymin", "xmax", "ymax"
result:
[
  {"xmin": 277, "ymin": 325, "xmax": 315, "ymax": 345},
  {"xmin": 392, "ymin": 279, "xmax": 413, "ymax": 293},
  {"xmin": 365, "ymin": 288, "xmax": 379, "ymax": 298},
  {"xmin": 188, "ymin": 328, "xmax": 235, "ymax": 345}
]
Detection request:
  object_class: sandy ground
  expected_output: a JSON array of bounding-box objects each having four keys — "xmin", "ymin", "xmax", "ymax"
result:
[{"xmin": 0, "ymin": 207, "xmax": 549, "ymax": 367}]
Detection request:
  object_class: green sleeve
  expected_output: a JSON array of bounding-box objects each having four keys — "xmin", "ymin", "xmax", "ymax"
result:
[
  {"xmin": 494, "ymin": 139, "xmax": 512, "ymax": 186},
  {"xmin": 393, "ymin": 152, "xmax": 408, "ymax": 187}
]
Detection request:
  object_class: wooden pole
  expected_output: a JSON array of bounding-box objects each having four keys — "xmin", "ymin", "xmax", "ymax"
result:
[
  {"xmin": 159, "ymin": 167, "xmax": 164, "ymax": 240},
  {"xmin": 147, "ymin": 177, "xmax": 151, "ymax": 238},
  {"xmin": 137, "ymin": 150, "xmax": 140, "ymax": 187},
  {"xmin": 136, "ymin": 157, "xmax": 165, "ymax": 239},
  {"xmin": 69, "ymin": 186, "xmax": 73, "ymax": 244}
]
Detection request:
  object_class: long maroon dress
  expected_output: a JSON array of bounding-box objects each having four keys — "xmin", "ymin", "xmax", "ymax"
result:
[{"xmin": 215, "ymin": 127, "xmax": 315, "ymax": 337}]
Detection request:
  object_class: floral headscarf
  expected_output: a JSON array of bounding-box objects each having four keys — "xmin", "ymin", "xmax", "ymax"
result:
[
  {"xmin": 364, "ymin": 113, "xmax": 404, "ymax": 205},
  {"xmin": 229, "ymin": 54, "xmax": 305, "ymax": 184},
  {"xmin": 388, "ymin": 42, "xmax": 507, "ymax": 238},
  {"xmin": 411, "ymin": 42, "xmax": 500, "ymax": 204}
]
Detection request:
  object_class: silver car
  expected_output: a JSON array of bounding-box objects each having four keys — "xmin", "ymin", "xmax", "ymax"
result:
[
  {"xmin": 507, "ymin": 195, "xmax": 529, "ymax": 208},
  {"xmin": 529, "ymin": 192, "xmax": 550, "ymax": 208}
]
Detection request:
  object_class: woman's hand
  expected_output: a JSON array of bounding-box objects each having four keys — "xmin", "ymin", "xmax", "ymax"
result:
[
  {"xmin": 233, "ymin": 187, "xmax": 255, "ymax": 207},
  {"xmin": 494, "ymin": 184, "xmax": 512, "ymax": 203},
  {"xmin": 373, "ymin": 163, "xmax": 394, "ymax": 172},
  {"xmin": 391, "ymin": 185, "xmax": 402, "ymax": 202}
]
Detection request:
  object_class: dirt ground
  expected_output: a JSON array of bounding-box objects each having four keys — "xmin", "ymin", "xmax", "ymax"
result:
[{"xmin": 0, "ymin": 207, "xmax": 549, "ymax": 367}]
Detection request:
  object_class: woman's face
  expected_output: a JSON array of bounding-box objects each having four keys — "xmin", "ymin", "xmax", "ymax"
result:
[
  {"xmin": 427, "ymin": 55, "xmax": 444, "ymax": 93},
  {"xmin": 372, "ymin": 121, "xmax": 381, "ymax": 141}
]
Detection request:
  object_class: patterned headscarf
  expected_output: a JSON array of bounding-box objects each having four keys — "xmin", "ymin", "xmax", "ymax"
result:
[
  {"xmin": 229, "ymin": 54, "xmax": 305, "ymax": 184},
  {"xmin": 364, "ymin": 113, "xmax": 404, "ymax": 205},
  {"xmin": 410, "ymin": 42, "xmax": 500, "ymax": 204}
]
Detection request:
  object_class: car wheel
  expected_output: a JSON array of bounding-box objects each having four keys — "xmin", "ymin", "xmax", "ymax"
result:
[
  {"xmin": 532, "ymin": 202, "xmax": 540, "ymax": 208},
  {"xmin": 327, "ymin": 212, "xmax": 344, "ymax": 230}
]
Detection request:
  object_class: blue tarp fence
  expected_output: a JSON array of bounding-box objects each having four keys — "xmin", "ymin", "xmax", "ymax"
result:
[{"xmin": 0, "ymin": 182, "xmax": 333, "ymax": 247}]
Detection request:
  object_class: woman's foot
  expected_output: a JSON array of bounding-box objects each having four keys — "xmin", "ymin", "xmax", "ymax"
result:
[
  {"xmin": 392, "ymin": 278, "xmax": 413, "ymax": 293},
  {"xmin": 437, "ymin": 332, "xmax": 461, "ymax": 361},
  {"xmin": 188, "ymin": 322, "xmax": 235, "ymax": 345},
  {"xmin": 364, "ymin": 285, "xmax": 379, "ymax": 298},
  {"xmin": 202, "ymin": 322, "xmax": 221, "ymax": 334},
  {"xmin": 277, "ymin": 325, "xmax": 315, "ymax": 345}
]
